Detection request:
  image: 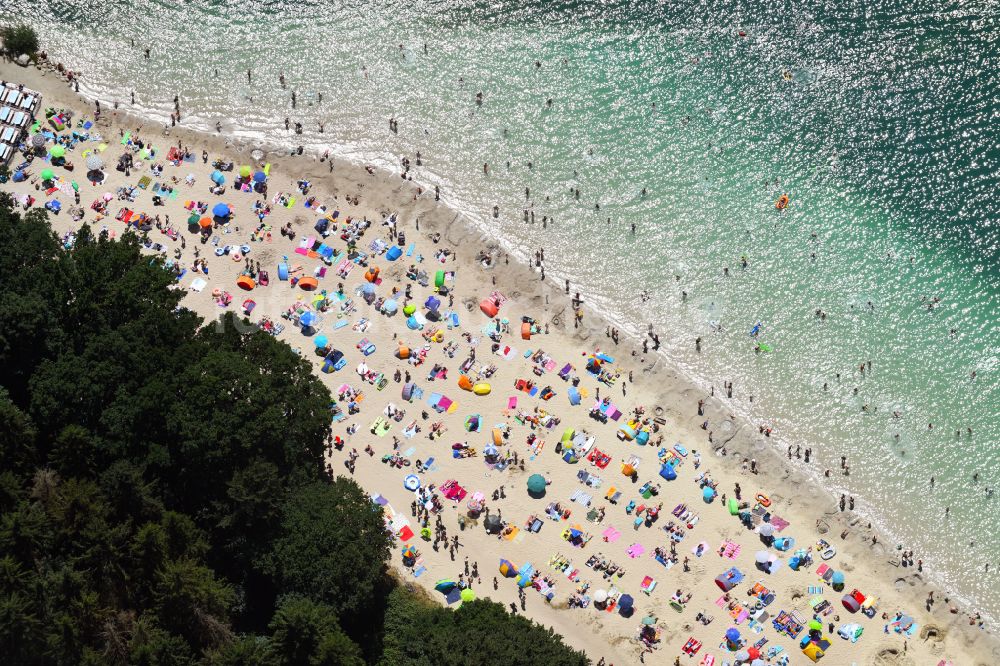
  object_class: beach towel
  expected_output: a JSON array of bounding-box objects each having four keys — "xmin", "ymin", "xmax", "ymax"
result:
[
  {"xmin": 601, "ymin": 526, "xmax": 621, "ymax": 543},
  {"xmin": 626, "ymin": 544, "xmax": 645, "ymax": 558}
]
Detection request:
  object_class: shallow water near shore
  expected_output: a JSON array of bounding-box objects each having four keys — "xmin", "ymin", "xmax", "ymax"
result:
[{"xmin": 11, "ymin": 0, "xmax": 999, "ymax": 618}]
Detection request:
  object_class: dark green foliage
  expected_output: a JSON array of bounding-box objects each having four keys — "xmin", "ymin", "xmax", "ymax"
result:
[
  {"xmin": 267, "ymin": 479, "xmax": 390, "ymax": 618},
  {"xmin": 0, "ymin": 24, "xmax": 40, "ymax": 56},
  {"xmin": 0, "ymin": 203, "xmax": 587, "ymax": 665},
  {"xmin": 379, "ymin": 588, "xmax": 589, "ymax": 666}
]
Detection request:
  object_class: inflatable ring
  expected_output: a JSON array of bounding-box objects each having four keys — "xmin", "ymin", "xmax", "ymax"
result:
[
  {"xmin": 231, "ymin": 252, "xmax": 242, "ymax": 261},
  {"xmin": 551, "ymin": 315, "xmax": 560, "ymax": 326},
  {"xmin": 821, "ymin": 547, "xmax": 837, "ymax": 560},
  {"xmin": 756, "ymin": 493, "xmax": 771, "ymax": 507},
  {"xmin": 403, "ymin": 474, "xmax": 420, "ymax": 491}
]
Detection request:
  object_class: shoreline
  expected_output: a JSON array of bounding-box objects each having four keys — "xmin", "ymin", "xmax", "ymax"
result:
[{"xmin": 6, "ymin": 56, "xmax": 998, "ymax": 664}]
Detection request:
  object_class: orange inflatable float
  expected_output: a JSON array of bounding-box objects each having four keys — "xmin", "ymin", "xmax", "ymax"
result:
[
  {"xmin": 775, "ymin": 194, "xmax": 789, "ymax": 210},
  {"xmin": 364, "ymin": 266, "xmax": 380, "ymax": 283},
  {"xmin": 396, "ymin": 345, "xmax": 410, "ymax": 359},
  {"xmin": 458, "ymin": 374, "xmax": 474, "ymax": 391},
  {"xmin": 521, "ymin": 322, "xmax": 532, "ymax": 340}
]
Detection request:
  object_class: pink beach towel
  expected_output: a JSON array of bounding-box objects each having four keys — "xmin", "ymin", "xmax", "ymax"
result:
[{"xmin": 507, "ymin": 396, "xmax": 517, "ymax": 409}]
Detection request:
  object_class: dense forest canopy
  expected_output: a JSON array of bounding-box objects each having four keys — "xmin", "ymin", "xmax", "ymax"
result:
[{"xmin": 0, "ymin": 197, "xmax": 588, "ymax": 666}]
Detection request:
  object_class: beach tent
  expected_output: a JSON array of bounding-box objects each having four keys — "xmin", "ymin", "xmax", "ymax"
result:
[
  {"xmin": 842, "ymin": 596, "xmax": 861, "ymax": 613},
  {"xmin": 480, "ymin": 298, "xmax": 499, "ymax": 318},
  {"xmin": 401, "ymin": 382, "xmax": 415, "ymax": 401},
  {"xmin": 498, "ymin": 559, "xmax": 517, "ymax": 578},
  {"xmin": 659, "ymin": 464, "xmax": 677, "ymax": 481},
  {"xmin": 635, "ymin": 429, "xmax": 650, "ymax": 446},
  {"xmin": 567, "ymin": 386, "xmax": 581, "ymax": 405},
  {"xmin": 211, "ymin": 170, "xmax": 225, "ymax": 184},
  {"xmin": 386, "ymin": 245, "xmax": 402, "ymax": 261},
  {"xmin": 526, "ymin": 474, "xmax": 547, "ymax": 497},
  {"xmin": 425, "ymin": 295, "xmax": 441, "ymax": 311},
  {"xmin": 618, "ymin": 594, "xmax": 635, "ymax": 617},
  {"xmin": 435, "ymin": 579, "xmax": 457, "ymax": 593},
  {"xmin": 801, "ymin": 641, "xmax": 825, "ymax": 662},
  {"xmin": 774, "ymin": 536, "xmax": 795, "ymax": 551}
]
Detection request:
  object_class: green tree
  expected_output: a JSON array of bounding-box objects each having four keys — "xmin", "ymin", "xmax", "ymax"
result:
[
  {"xmin": 0, "ymin": 25, "xmax": 39, "ymax": 56},
  {"xmin": 267, "ymin": 479, "xmax": 390, "ymax": 618},
  {"xmin": 268, "ymin": 596, "xmax": 362, "ymax": 666}
]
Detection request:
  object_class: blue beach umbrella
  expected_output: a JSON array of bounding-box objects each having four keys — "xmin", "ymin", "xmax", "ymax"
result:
[
  {"xmin": 383, "ymin": 299, "xmax": 398, "ymax": 314},
  {"xmin": 702, "ymin": 486, "xmax": 716, "ymax": 502},
  {"xmin": 212, "ymin": 202, "xmax": 231, "ymax": 218},
  {"xmin": 314, "ymin": 335, "xmax": 328, "ymax": 348},
  {"xmin": 252, "ymin": 170, "xmax": 267, "ymax": 183},
  {"xmin": 300, "ymin": 312, "xmax": 317, "ymax": 328}
]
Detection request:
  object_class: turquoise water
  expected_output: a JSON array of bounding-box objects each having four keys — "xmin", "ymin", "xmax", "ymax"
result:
[{"xmin": 10, "ymin": 0, "xmax": 999, "ymax": 617}]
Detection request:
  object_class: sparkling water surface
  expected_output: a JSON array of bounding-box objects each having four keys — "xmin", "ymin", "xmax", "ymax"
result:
[{"xmin": 9, "ymin": 0, "xmax": 999, "ymax": 618}]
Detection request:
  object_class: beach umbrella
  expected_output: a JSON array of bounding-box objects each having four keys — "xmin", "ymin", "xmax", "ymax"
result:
[
  {"xmin": 41, "ymin": 168, "xmax": 54, "ymax": 181},
  {"xmin": 31, "ymin": 133, "xmax": 46, "ymax": 149},
  {"xmin": 747, "ymin": 647, "xmax": 761, "ymax": 660},
  {"xmin": 12, "ymin": 170, "xmax": 25, "ymax": 182},
  {"xmin": 383, "ymin": 299, "xmax": 398, "ymax": 314},
  {"xmin": 85, "ymin": 155, "xmax": 103, "ymax": 171},
  {"xmin": 758, "ymin": 523, "xmax": 774, "ymax": 537},
  {"xmin": 103, "ymin": 192, "xmax": 114, "ymax": 201},
  {"xmin": 300, "ymin": 311, "xmax": 317, "ymax": 328},
  {"xmin": 199, "ymin": 217, "xmax": 212, "ymax": 228},
  {"xmin": 725, "ymin": 628, "xmax": 740, "ymax": 643},
  {"xmin": 460, "ymin": 588, "xmax": 475, "ymax": 603},
  {"xmin": 808, "ymin": 619, "xmax": 823, "ymax": 632},
  {"xmin": 239, "ymin": 165, "xmax": 252, "ymax": 178},
  {"xmin": 702, "ymin": 486, "xmax": 716, "ymax": 502},
  {"xmin": 211, "ymin": 170, "xmax": 225, "ymax": 184},
  {"xmin": 498, "ymin": 559, "xmax": 516, "ymax": 577},
  {"xmin": 484, "ymin": 514, "xmax": 503, "ymax": 535},
  {"xmin": 750, "ymin": 661, "xmax": 766, "ymax": 666},
  {"xmin": 187, "ymin": 212, "xmax": 201, "ymax": 225},
  {"xmin": 526, "ymin": 474, "xmax": 546, "ymax": 495},
  {"xmin": 434, "ymin": 579, "xmax": 457, "ymax": 593},
  {"xmin": 314, "ymin": 335, "xmax": 328, "ymax": 348},
  {"xmin": 593, "ymin": 589, "xmax": 608, "ymax": 604},
  {"xmin": 361, "ymin": 283, "xmax": 375, "ymax": 295},
  {"xmin": 252, "ymin": 170, "xmax": 266, "ymax": 183},
  {"xmin": 831, "ymin": 571, "xmax": 845, "ymax": 585},
  {"xmin": 49, "ymin": 145, "xmax": 65, "ymax": 159},
  {"xmin": 212, "ymin": 202, "xmax": 230, "ymax": 218},
  {"xmin": 403, "ymin": 303, "xmax": 416, "ymax": 316},
  {"xmin": 483, "ymin": 444, "xmax": 498, "ymax": 458},
  {"xmin": 755, "ymin": 551, "xmax": 770, "ymax": 564},
  {"xmin": 735, "ymin": 650, "xmax": 749, "ymax": 661},
  {"xmin": 139, "ymin": 148, "xmax": 150, "ymax": 159},
  {"xmin": 618, "ymin": 594, "xmax": 634, "ymax": 612},
  {"xmin": 641, "ymin": 616, "xmax": 657, "ymax": 626}
]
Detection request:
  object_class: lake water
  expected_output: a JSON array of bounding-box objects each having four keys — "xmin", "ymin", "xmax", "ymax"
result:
[{"xmin": 11, "ymin": 0, "xmax": 998, "ymax": 618}]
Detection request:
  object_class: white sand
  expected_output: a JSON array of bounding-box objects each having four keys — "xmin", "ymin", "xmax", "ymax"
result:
[{"xmin": 2, "ymin": 58, "xmax": 996, "ymax": 666}]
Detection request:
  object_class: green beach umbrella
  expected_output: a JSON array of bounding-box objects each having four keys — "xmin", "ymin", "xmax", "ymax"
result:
[
  {"xmin": 239, "ymin": 165, "xmax": 252, "ymax": 178},
  {"xmin": 49, "ymin": 145, "xmax": 65, "ymax": 158},
  {"xmin": 41, "ymin": 168, "xmax": 54, "ymax": 181},
  {"xmin": 188, "ymin": 212, "xmax": 201, "ymax": 225},
  {"xmin": 460, "ymin": 588, "xmax": 475, "ymax": 603},
  {"xmin": 527, "ymin": 474, "xmax": 546, "ymax": 495},
  {"xmin": 808, "ymin": 619, "xmax": 822, "ymax": 632},
  {"xmin": 139, "ymin": 148, "xmax": 150, "ymax": 159},
  {"xmin": 403, "ymin": 304, "xmax": 416, "ymax": 316}
]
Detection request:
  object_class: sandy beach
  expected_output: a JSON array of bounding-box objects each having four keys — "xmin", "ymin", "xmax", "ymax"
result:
[{"xmin": 2, "ymin": 58, "xmax": 996, "ymax": 666}]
